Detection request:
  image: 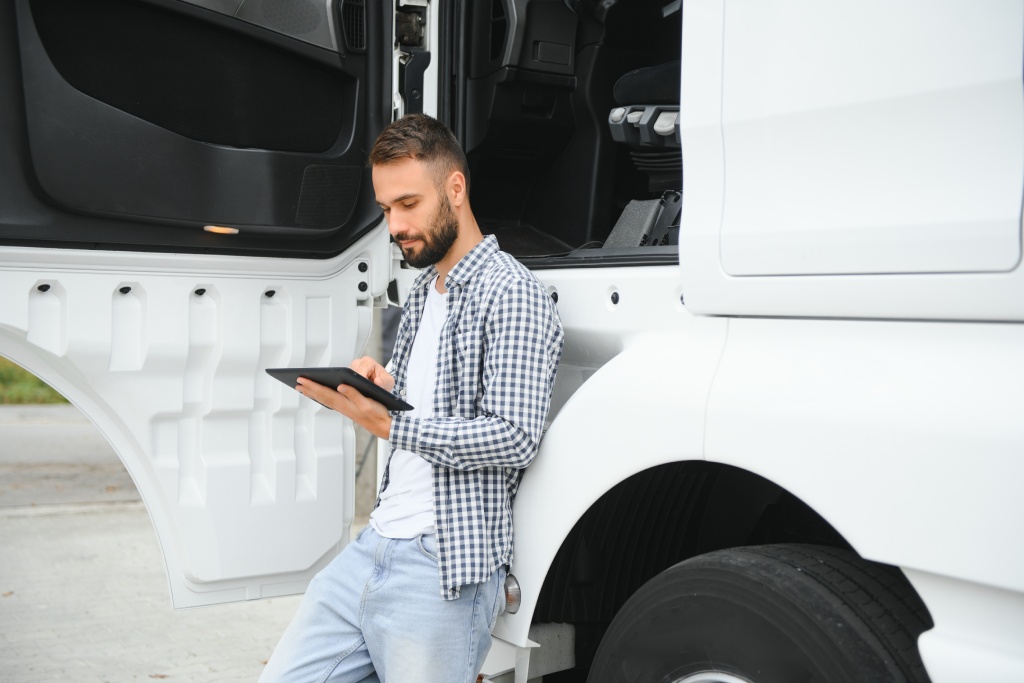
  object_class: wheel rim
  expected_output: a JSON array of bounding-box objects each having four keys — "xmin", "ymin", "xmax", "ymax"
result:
[{"xmin": 673, "ymin": 673, "xmax": 756, "ymax": 683}]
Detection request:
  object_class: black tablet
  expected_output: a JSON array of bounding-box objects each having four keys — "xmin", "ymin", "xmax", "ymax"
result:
[{"xmin": 266, "ymin": 366, "xmax": 413, "ymax": 411}]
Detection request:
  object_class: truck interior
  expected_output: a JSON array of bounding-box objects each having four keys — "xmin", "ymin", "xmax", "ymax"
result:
[
  {"xmin": 457, "ymin": 0, "xmax": 683, "ymax": 265},
  {"xmin": 1, "ymin": 0, "xmax": 388, "ymax": 258}
]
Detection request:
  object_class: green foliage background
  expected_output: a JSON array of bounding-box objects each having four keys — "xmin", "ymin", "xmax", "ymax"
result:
[{"xmin": 0, "ymin": 357, "xmax": 68, "ymax": 404}]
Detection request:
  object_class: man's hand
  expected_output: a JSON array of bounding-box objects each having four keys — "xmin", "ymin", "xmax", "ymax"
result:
[
  {"xmin": 350, "ymin": 356, "xmax": 395, "ymax": 391},
  {"xmin": 295, "ymin": 358, "xmax": 395, "ymax": 440}
]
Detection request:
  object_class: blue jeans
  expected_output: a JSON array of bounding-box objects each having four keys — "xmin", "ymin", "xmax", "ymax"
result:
[{"xmin": 259, "ymin": 527, "xmax": 506, "ymax": 683}]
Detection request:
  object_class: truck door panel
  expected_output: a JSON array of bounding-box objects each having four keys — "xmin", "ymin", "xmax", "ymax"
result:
[
  {"xmin": 0, "ymin": 0, "xmax": 392, "ymax": 607},
  {"xmin": 4, "ymin": 0, "xmax": 386, "ymax": 255}
]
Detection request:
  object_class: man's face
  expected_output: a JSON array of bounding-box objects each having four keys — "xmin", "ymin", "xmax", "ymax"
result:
[{"xmin": 373, "ymin": 158, "xmax": 459, "ymax": 269}]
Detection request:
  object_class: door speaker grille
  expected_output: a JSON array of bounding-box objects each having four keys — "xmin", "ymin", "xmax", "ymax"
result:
[{"xmin": 259, "ymin": 0, "xmax": 321, "ymax": 35}]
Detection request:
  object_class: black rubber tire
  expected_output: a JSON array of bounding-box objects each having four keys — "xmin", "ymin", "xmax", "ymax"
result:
[{"xmin": 587, "ymin": 544, "xmax": 933, "ymax": 683}]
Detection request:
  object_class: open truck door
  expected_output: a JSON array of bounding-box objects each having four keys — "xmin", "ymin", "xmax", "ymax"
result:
[{"xmin": 0, "ymin": 0, "xmax": 392, "ymax": 607}]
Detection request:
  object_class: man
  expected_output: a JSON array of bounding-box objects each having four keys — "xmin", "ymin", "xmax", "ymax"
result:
[{"xmin": 260, "ymin": 114, "xmax": 564, "ymax": 683}]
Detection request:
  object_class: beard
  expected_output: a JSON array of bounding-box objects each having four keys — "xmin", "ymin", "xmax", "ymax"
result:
[{"xmin": 394, "ymin": 193, "xmax": 460, "ymax": 269}]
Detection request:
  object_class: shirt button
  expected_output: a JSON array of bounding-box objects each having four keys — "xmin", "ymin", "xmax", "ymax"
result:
[{"xmin": 400, "ymin": 389, "xmax": 407, "ymax": 396}]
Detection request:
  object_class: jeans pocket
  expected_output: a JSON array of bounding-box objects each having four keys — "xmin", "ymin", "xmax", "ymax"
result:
[{"xmin": 416, "ymin": 533, "xmax": 440, "ymax": 564}]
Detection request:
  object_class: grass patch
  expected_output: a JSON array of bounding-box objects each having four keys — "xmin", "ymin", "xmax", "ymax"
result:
[{"xmin": 0, "ymin": 357, "xmax": 68, "ymax": 404}]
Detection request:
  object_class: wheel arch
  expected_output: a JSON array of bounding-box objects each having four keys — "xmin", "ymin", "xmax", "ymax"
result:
[
  {"xmin": 496, "ymin": 392, "xmax": 862, "ymax": 654},
  {"xmin": 495, "ymin": 316, "xmax": 868, "ymax": 650},
  {"xmin": 522, "ymin": 461, "xmax": 855, "ymax": 669},
  {"xmin": 493, "ymin": 319, "xmax": 727, "ymax": 645}
]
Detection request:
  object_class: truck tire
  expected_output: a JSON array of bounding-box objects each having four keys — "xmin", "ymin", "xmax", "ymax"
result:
[{"xmin": 587, "ymin": 544, "xmax": 932, "ymax": 683}]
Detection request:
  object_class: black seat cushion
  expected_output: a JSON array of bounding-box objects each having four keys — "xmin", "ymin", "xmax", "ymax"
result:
[{"xmin": 613, "ymin": 60, "xmax": 681, "ymax": 106}]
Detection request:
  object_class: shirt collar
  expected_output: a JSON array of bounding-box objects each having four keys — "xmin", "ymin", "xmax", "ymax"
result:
[{"xmin": 409, "ymin": 234, "xmax": 499, "ymax": 294}]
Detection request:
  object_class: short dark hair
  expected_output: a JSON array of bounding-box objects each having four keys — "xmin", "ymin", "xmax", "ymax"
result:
[{"xmin": 369, "ymin": 113, "xmax": 470, "ymax": 192}]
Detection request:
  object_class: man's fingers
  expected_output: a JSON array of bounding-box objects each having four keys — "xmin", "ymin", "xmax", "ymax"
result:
[
  {"xmin": 350, "ymin": 356, "xmax": 395, "ymax": 390},
  {"xmin": 350, "ymin": 356, "xmax": 377, "ymax": 378},
  {"xmin": 295, "ymin": 377, "xmax": 354, "ymax": 412},
  {"xmin": 295, "ymin": 374, "xmax": 391, "ymax": 439},
  {"xmin": 295, "ymin": 376, "xmax": 318, "ymax": 394}
]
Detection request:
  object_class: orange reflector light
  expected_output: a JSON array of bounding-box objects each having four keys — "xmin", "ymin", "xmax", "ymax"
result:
[{"xmin": 204, "ymin": 225, "xmax": 240, "ymax": 235}]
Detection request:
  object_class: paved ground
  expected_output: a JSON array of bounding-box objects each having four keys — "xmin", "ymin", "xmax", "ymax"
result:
[
  {"xmin": 0, "ymin": 405, "xmax": 140, "ymax": 508},
  {"xmin": 0, "ymin": 404, "xmax": 369, "ymax": 682}
]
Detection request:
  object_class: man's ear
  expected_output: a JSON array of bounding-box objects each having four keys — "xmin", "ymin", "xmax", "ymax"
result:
[{"xmin": 447, "ymin": 170, "xmax": 468, "ymax": 206}]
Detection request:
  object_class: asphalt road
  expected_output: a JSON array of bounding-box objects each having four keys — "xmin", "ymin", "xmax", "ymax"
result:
[
  {"xmin": 0, "ymin": 404, "xmax": 140, "ymax": 509},
  {"xmin": 0, "ymin": 404, "xmax": 307, "ymax": 682}
]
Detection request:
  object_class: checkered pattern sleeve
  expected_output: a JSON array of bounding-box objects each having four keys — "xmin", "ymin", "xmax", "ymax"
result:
[{"xmin": 389, "ymin": 277, "xmax": 561, "ymax": 471}]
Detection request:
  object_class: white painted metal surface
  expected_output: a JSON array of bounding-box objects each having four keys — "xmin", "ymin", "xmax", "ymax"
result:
[
  {"xmin": 493, "ymin": 265, "xmax": 728, "ymax": 647},
  {"xmin": 721, "ymin": 0, "xmax": 1023, "ymax": 277},
  {"xmin": 680, "ymin": 0, "xmax": 1024, "ymax": 321},
  {"xmin": 905, "ymin": 568, "xmax": 1024, "ymax": 683},
  {"xmin": 705, "ymin": 317, "xmax": 1024, "ymax": 595},
  {"xmin": 493, "ymin": 293, "xmax": 1024, "ymax": 677},
  {"xmin": 704, "ymin": 317, "xmax": 1024, "ymax": 678},
  {"xmin": 0, "ymin": 224, "xmax": 392, "ymax": 607}
]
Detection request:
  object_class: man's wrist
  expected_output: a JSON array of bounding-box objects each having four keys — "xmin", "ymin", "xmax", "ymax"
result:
[{"xmin": 374, "ymin": 414, "xmax": 393, "ymax": 441}]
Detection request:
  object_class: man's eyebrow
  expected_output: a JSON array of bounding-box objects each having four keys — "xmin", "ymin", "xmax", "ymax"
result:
[{"xmin": 377, "ymin": 192, "xmax": 422, "ymax": 209}]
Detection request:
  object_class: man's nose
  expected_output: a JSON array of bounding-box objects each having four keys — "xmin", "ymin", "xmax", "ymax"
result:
[{"xmin": 387, "ymin": 213, "xmax": 406, "ymax": 237}]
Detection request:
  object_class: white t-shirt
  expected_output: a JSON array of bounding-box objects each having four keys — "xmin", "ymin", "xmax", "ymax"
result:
[{"xmin": 369, "ymin": 278, "xmax": 447, "ymax": 538}]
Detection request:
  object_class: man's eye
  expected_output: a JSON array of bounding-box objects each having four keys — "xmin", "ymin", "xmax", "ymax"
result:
[{"xmin": 403, "ymin": 202, "xmax": 417, "ymax": 209}]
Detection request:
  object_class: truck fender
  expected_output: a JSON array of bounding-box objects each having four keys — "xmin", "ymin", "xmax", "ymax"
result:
[{"xmin": 493, "ymin": 320, "xmax": 728, "ymax": 646}]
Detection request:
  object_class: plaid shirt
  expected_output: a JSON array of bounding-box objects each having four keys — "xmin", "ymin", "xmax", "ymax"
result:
[{"xmin": 381, "ymin": 235, "xmax": 564, "ymax": 599}]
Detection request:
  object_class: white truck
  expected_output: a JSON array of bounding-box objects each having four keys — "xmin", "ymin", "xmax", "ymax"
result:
[{"xmin": 1, "ymin": 1, "xmax": 1022, "ymax": 681}]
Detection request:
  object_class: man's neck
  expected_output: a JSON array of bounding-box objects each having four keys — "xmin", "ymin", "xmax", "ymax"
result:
[{"xmin": 434, "ymin": 222, "xmax": 484, "ymax": 293}]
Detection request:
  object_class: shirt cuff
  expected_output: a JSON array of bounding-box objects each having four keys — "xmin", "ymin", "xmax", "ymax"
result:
[{"xmin": 388, "ymin": 412, "xmax": 422, "ymax": 453}]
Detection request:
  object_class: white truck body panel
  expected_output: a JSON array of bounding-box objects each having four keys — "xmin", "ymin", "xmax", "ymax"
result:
[
  {"xmin": 489, "ymin": 301, "xmax": 1024, "ymax": 680},
  {"xmin": 681, "ymin": 0, "xmax": 1024, "ymax": 321},
  {"xmin": 706, "ymin": 317, "xmax": 1024, "ymax": 679},
  {"xmin": 906, "ymin": 568, "xmax": 1024, "ymax": 683},
  {"xmin": 721, "ymin": 0, "xmax": 1023, "ymax": 277},
  {"xmin": 706, "ymin": 317, "xmax": 1024, "ymax": 596},
  {"xmin": 493, "ymin": 265, "xmax": 726, "ymax": 645}
]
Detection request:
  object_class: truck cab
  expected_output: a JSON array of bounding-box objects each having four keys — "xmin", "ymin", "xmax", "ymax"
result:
[{"xmin": 2, "ymin": 1, "xmax": 1023, "ymax": 681}]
